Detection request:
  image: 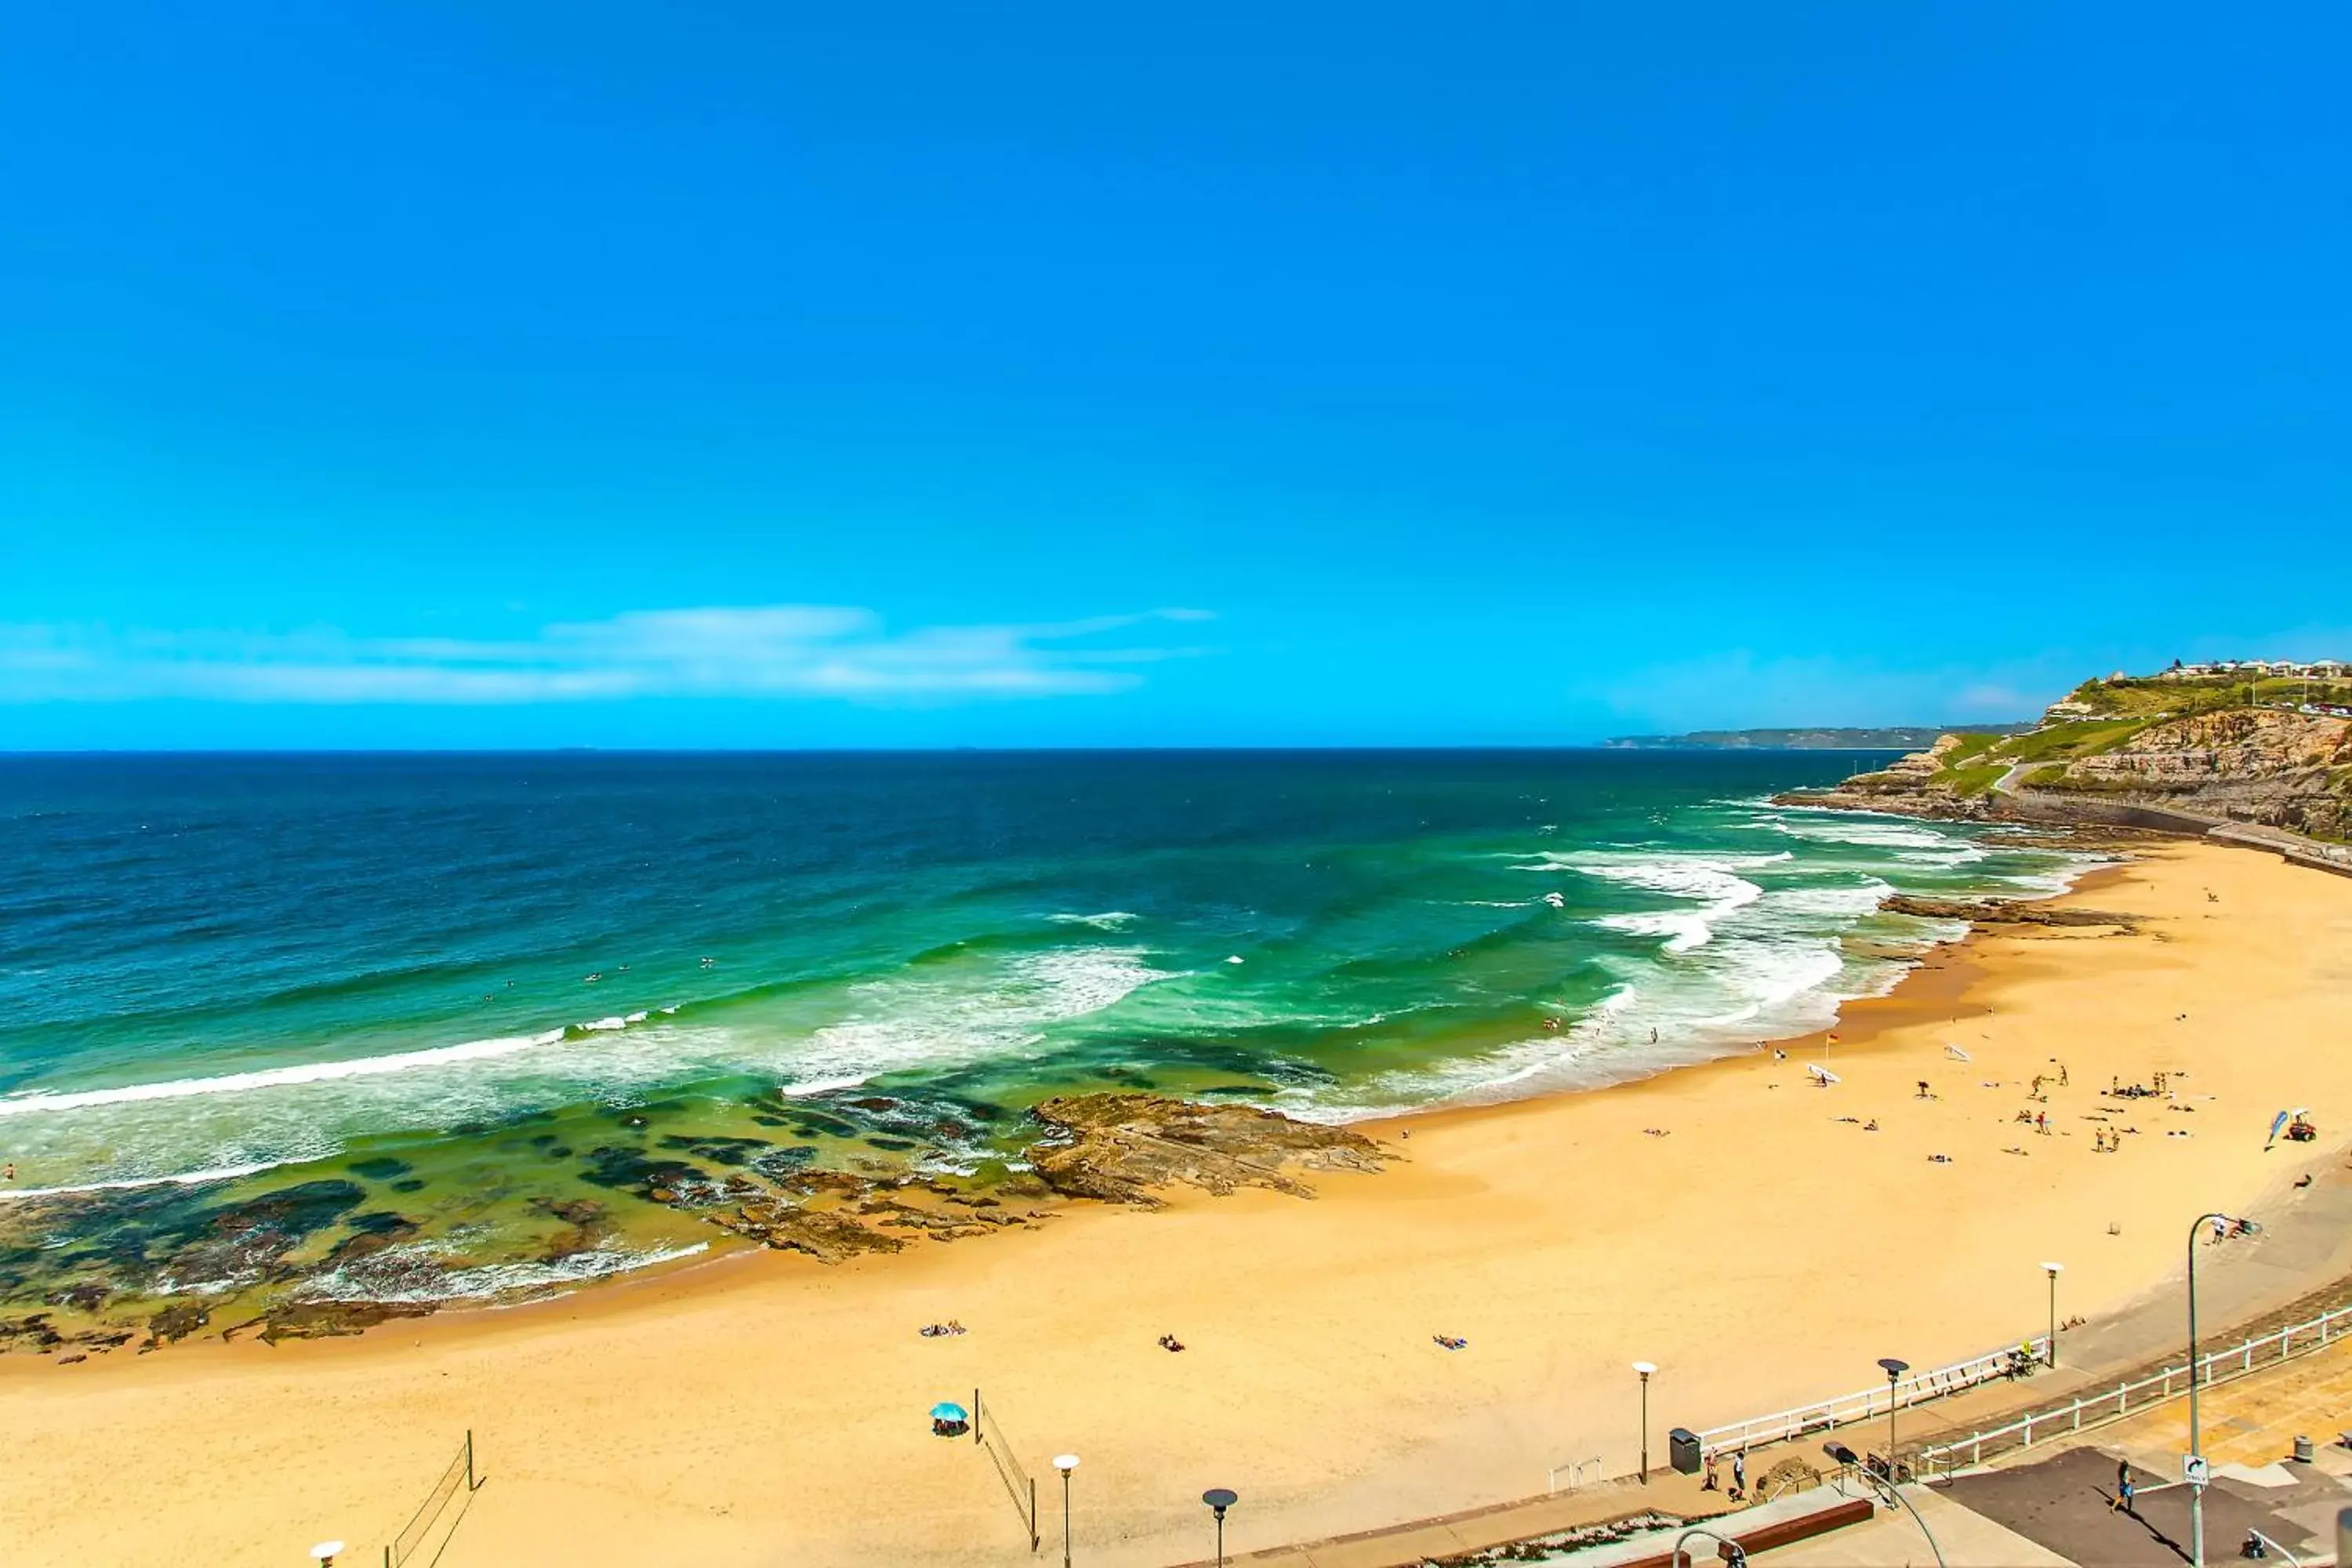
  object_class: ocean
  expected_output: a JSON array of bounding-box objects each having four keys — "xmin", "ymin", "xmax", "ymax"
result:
[{"xmin": 0, "ymin": 750, "xmax": 2092, "ymax": 1324}]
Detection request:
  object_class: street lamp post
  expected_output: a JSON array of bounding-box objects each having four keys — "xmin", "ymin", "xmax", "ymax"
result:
[
  {"xmin": 1202, "ymin": 1488, "xmax": 1238, "ymax": 1568},
  {"xmin": 2187, "ymin": 1211, "xmax": 2256, "ymax": 1568},
  {"xmin": 1633, "ymin": 1362, "xmax": 1657, "ymax": 1484},
  {"xmin": 1053, "ymin": 1454, "xmax": 1079, "ymax": 1568},
  {"xmin": 1877, "ymin": 1358, "xmax": 1910, "ymax": 1482},
  {"xmin": 2042, "ymin": 1262, "xmax": 2063, "ymax": 1368}
]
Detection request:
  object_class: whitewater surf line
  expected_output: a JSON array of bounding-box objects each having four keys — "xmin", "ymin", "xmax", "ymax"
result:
[{"xmin": 0, "ymin": 1017, "xmax": 662, "ymax": 1119}]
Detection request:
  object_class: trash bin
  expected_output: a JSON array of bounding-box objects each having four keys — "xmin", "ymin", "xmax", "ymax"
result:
[
  {"xmin": 1670, "ymin": 1428, "xmax": 1701, "ymax": 1475},
  {"xmin": 2295, "ymin": 1434, "xmax": 2314, "ymax": 1463}
]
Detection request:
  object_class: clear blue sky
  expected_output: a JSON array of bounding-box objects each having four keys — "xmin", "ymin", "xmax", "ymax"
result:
[{"xmin": 3, "ymin": 4, "xmax": 2346, "ymax": 748}]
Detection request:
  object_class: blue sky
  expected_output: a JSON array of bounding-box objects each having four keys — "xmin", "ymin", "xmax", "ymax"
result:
[{"xmin": 3, "ymin": 4, "xmax": 2346, "ymax": 748}]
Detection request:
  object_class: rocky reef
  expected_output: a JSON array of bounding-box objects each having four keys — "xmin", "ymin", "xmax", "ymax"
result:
[
  {"xmin": 1025, "ymin": 1093, "xmax": 1393, "ymax": 1207},
  {"xmin": 1879, "ymin": 895, "xmax": 2136, "ymax": 932},
  {"xmin": 0, "ymin": 1093, "xmax": 1395, "ymax": 1360}
]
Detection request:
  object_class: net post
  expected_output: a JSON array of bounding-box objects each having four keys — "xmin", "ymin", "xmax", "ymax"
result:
[
  {"xmin": 1029, "ymin": 1475, "xmax": 1039, "ymax": 1552},
  {"xmin": 466, "ymin": 1429, "xmax": 476, "ymax": 1491},
  {"xmin": 975, "ymin": 1388, "xmax": 982, "ymax": 1446}
]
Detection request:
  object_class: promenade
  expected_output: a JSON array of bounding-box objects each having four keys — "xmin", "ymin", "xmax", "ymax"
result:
[{"xmin": 1176, "ymin": 1160, "xmax": 2352, "ymax": 1567}]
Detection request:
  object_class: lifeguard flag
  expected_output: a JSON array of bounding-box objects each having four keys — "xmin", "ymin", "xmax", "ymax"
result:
[{"xmin": 1826, "ymin": 1033, "xmax": 1842, "ymax": 1044}]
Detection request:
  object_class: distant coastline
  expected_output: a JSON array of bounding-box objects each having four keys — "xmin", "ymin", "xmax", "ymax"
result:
[{"xmin": 1604, "ymin": 724, "xmax": 2034, "ymax": 751}]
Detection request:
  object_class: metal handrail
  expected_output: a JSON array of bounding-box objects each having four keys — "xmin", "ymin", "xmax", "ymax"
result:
[
  {"xmin": 1546, "ymin": 1455, "xmax": 1603, "ymax": 1494},
  {"xmin": 1695, "ymin": 1336, "xmax": 2049, "ymax": 1457},
  {"xmin": 1918, "ymin": 1301, "xmax": 2352, "ymax": 1472}
]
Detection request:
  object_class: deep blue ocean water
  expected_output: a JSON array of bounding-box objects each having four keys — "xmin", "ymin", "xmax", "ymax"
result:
[{"xmin": 0, "ymin": 751, "xmax": 2090, "ymax": 1311}]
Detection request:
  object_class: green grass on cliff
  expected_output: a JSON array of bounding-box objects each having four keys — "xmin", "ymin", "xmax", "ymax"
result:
[
  {"xmin": 1939, "ymin": 732, "xmax": 2005, "ymax": 768},
  {"xmin": 2063, "ymin": 673, "xmax": 2352, "ymax": 720},
  {"xmin": 1994, "ymin": 718, "xmax": 2153, "ymax": 764},
  {"xmin": 1935, "ymin": 763, "xmax": 2008, "ymax": 797}
]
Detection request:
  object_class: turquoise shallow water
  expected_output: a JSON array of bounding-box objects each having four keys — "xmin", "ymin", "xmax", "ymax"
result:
[{"xmin": 0, "ymin": 751, "xmax": 2090, "ymax": 1316}]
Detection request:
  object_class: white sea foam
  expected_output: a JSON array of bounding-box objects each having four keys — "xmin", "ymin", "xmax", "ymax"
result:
[
  {"xmin": 1770, "ymin": 816, "xmax": 1960, "ymax": 851},
  {"xmin": 1765, "ymin": 878, "xmax": 1895, "ymax": 918},
  {"xmin": 1047, "ymin": 911, "xmax": 1142, "ymax": 930},
  {"xmin": 0, "ymin": 1159, "xmax": 291, "ymax": 1203},
  {"xmin": 1595, "ymin": 909, "xmax": 1719, "ymax": 954},
  {"xmin": 775, "ymin": 945, "xmax": 1175, "ymax": 1098},
  {"xmin": 0, "ymin": 1029, "xmax": 574, "ymax": 1118},
  {"xmin": 1549, "ymin": 852, "xmax": 1769, "ymax": 953},
  {"xmin": 295, "ymin": 1240, "xmax": 710, "ymax": 1305},
  {"xmin": 1894, "ymin": 844, "xmax": 1990, "ymax": 866},
  {"xmin": 0, "ymin": 944, "xmax": 1174, "ymax": 1188}
]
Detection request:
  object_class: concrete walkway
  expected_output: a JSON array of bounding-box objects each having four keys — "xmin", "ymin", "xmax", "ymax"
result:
[
  {"xmin": 1753, "ymin": 1486, "xmax": 2068, "ymax": 1567},
  {"xmin": 1168, "ymin": 1164, "xmax": 2352, "ymax": 1567}
]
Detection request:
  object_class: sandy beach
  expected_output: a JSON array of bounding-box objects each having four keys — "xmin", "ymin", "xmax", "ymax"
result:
[{"xmin": 9, "ymin": 838, "xmax": 2352, "ymax": 1567}]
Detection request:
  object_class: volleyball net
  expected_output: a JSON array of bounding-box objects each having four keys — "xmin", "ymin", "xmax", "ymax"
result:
[
  {"xmin": 973, "ymin": 1388, "xmax": 1040, "ymax": 1552},
  {"xmin": 384, "ymin": 1430, "xmax": 481, "ymax": 1568}
]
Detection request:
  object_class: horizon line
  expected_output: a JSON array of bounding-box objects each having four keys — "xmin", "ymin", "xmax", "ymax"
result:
[{"xmin": 0, "ymin": 741, "xmax": 1923, "ymax": 758}]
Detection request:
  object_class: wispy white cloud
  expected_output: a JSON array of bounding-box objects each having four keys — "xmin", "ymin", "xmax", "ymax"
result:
[{"xmin": 0, "ymin": 605, "xmax": 1217, "ymax": 706}]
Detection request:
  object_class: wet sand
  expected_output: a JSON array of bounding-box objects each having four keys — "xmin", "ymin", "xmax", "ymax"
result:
[{"xmin": 7, "ymin": 840, "xmax": 2351, "ymax": 1567}]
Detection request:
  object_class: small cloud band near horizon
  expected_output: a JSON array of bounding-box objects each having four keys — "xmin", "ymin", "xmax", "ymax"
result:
[{"xmin": 0, "ymin": 605, "xmax": 1218, "ymax": 706}]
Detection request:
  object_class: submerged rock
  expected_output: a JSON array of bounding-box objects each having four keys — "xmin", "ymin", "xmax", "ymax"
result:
[
  {"xmin": 44, "ymin": 1283, "xmax": 110, "ymax": 1313},
  {"xmin": 246, "ymin": 1300, "xmax": 437, "ymax": 1344},
  {"xmin": 0, "ymin": 1313, "xmax": 65, "ymax": 1352},
  {"xmin": 1882, "ymin": 895, "xmax": 2136, "ymax": 931},
  {"xmin": 324, "ymin": 1214, "xmax": 424, "ymax": 1266},
  {"xmin": 1023, "ymin": 1094, "xmax": 1392, "ymax": 1208},
  {"xmin": 708, "ymin": 1197, "xmax": 909, "ymax": 1264},
  {"xmin": 144, "ymin": 1302, "xmax": 211, "ymax": 1348}
]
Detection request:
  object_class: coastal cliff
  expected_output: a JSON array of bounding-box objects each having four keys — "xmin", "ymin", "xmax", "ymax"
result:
[{"xmin": 1780, "ymin": 666, "xmax": 2352, "ymax": 845}]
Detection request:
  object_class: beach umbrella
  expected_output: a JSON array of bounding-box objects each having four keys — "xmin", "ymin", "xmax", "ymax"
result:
[
  {"xmin": 931, "ymin": 1402, "xmax": 968, "ymax": 1423},
  {"xmin": 1944, "ymin": 1044, "xmax": 1972, "ymax": 1062}
]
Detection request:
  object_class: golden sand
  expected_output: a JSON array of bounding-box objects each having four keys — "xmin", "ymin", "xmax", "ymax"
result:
[{"xmin": 7, "ymin": 840, "xmax": 2350, "ymax": 1567}]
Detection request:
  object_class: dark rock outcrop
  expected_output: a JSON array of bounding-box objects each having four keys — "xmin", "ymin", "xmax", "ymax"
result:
[
  {"xmin": 1023, "ymin": 1094, "xmax": 1392, "ymax": 1208},
  {"xmin": 1882, "ymin": 895, "xmax": 2135, "ymax": 931},
  {"xmin": 244, "ymin": 1300, "xmax": 437, "ymax": 1344}
]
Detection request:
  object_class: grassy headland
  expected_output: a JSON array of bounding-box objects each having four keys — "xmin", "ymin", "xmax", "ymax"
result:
[{"xmin": 1799, "ymin": 666, "xmax": 2352, "ymax": 843}]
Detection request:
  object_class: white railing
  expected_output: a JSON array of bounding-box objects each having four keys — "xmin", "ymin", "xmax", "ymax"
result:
[
  {"xmin": 1546, "ymin": 1455, "xmax": 1602, "ymax": 1494},
  {"xmin": 1695, "ymin": 1335, "xmax": 2049, "ymax": 1457},
  {"xmin": 1918, "ymin": 1300, "xmax": 2352, "ymax": 1474}
]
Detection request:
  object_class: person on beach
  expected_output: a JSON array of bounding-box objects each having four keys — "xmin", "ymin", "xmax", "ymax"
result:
[
  {"xmin": 1730, "ymin": 1450, "xmax": 1746, "ymax": 1501},
  {"xmin": 2116, "ymin": 1457, "xmax": 2135, "ymax": 1513},
  {"xmin": 1703, "ymin": 1453, "xmax": 1719, "ymax": 1491}
]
